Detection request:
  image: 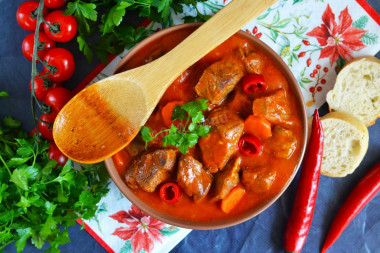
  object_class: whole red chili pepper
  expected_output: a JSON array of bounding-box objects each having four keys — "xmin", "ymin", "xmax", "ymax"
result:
[
  {"xmin": 283, "ymin": 110, "xmax": 324, "ymax": 253},
  {"xmin": 242, "ymin": 74, "xmax": 267, "ymax": 94},
  {"xmin": 238, "ymin": 134, "xmax": 263, "ymax": 157},
  {"xmin": 321, "ymin": 161, "xmax": 380, "ymax": 253}
]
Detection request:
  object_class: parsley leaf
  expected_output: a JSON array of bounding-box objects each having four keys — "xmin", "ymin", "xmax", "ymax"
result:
[
  {"xmin": 15, "ymin": 228, "xmax": 32, "ymax": 253},
  {"xmin": 172, "ymin": 105, "xmax": 187, "ymax": 120},
  {"xmin": 10, "ymin": 166, "xmax": 38, "ymax": 191},
  {"xmin": 0, "ymin": 91, "xmax": 9, "ymax": 98},
  {"xmin": 141, "ymin": 99, "xmax": 211, "ymax": 154},
  {"xmin": 0, "ymin": 119, "xmax": 109, "ymax": 252},
  {"xmin": 77, "ymin": 3, "xmax": 97, "ymax": 21},
  {"xmin": 181, "ymin": 98, "xmax": 209, "ymax": 118},
  {"xmin": 77, "ymin": 36, "xmax": 94, "ymax": 63},
  {"xmin": 102, "ymin": 4, "xmax": 127, "ymax": 35},
  {"xmin": 140, "ymin": 126, "xmax": 154, "ymax": 147},
  {"xmin": 195, "ymin": 124, "xmax": 211, "ymax": 137},
  {"xmin": 65, "ymin": 0, "xmax": 209, "ymax": 63},
  {"xmin": 3, "ymin": 116, "xmax": 21, "ymax": 129}
]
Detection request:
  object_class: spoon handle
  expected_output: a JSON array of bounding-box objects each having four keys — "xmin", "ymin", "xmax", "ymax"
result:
[{"xmin": 145, "ymin": 0, "xmax": 277, "ymax": 91}]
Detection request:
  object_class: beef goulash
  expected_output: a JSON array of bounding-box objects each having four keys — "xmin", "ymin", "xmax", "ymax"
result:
[{"xmin": 112, "ymin": 29, "xmax": 304, "ymax": 222}]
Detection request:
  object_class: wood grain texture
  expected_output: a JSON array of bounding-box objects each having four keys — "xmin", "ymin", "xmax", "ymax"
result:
[{"xmin": 53, "ymin": 0, "xmax": 278, "ymax": 163}]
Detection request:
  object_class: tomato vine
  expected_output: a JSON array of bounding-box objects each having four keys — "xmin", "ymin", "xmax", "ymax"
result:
[
  {"xmin": 30, "ymin": 0, "xmax": 64, "ymax": 138},
  {"xmin": 30, "ymin": 0, "xmax": 48, "ymax": 138}
]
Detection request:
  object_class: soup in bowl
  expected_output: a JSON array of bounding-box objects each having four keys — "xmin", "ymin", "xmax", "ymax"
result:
[{"xmin": 105, "ymin": 23, "xmax": 307, "ymax": 229}]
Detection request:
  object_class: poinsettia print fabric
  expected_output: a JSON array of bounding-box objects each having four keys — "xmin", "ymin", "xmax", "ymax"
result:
[
  {"xmin": 242, "ymin": 0, "xmax": 379, "ymax": 112},
  {"xmin": 307, "ymin": 5, "xmax": 367, "ymax": 65},
  {"xmin": 80, "ymin": 180, "xmax": 191, "ymax": 253},
  {"xmin": 78, "ymin": 1, "xmax": 379, "ymax": 253},
  {"xmin": 110, "ymin": 206, "xmax": 167, "ymax": 253}
]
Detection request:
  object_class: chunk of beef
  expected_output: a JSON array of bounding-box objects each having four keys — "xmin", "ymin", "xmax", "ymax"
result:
[
  {"xmin": 199, "ymin": 107, "xmax": 244, "ymax": 173},
  {"xmin": 124, "ymin": 149, "xmax": 177, "ymax": 192},
  {"xmin": 125, "ymin": 135, "xmax": 146, "ymax": 157},
  {"xmin": 212, "ymin": 157, "xmax": 241, "ymax": 201},
  {"xmin": 269, "ymin": 126, "xmax": 297, "ymax": 159},
  {"xmin": 252, "ymin": 89, "xmax": 291, "ymax": 124},
  {"xmin": 195, "ymin": 56, "xmax": 245, "ymax": 104},
  {"xmin": 243, "ymin": 51, "xmax": 264, "ymax": 74},
  {"xmin": 241, "ymin": 167, "xmax": 276, "ymax": 193},
  {"xmin": 227, "ymin": 88, "xmax": 252, "ymax": 118},
  {"xmin": 124, "ymin": 165, "xmax": 139, "ymax": 190},
  {"xmin": 177, "ymin": 155, "xmax": 213, "ymax": 201}
]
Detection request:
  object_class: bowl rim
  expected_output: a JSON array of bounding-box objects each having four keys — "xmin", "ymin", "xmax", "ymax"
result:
[{"xmin": 105, "ymin": 22, "xmax": 308, "ymax": 230}]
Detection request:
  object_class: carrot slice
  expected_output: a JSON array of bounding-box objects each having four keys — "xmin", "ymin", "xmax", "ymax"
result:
[
  {"xmin": 161, "ymin": 101, "xmax": 184, "ymax": 128},
  {"xmin": 221, "ymin": 186, "xmax": 246, "ymax": 213},
  {"xmin": 244, "ymin": 115, "xmax": 272, "ymax": 139},
  {"xmin": 112, "ymin": 149, "xmax": 131, "ymax": 175}
]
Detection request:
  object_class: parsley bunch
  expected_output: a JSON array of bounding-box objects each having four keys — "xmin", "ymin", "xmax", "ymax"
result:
[
  {"xmin": 0, "ymin": 117, "xmax": 109, "ymax": 252},
  {"xmin": 64, "ymin": 0, "xmax": 209, "ymax": 64},
  {"xmin": 141, "ymin": 99, "xmax": 211, "ymax": 154}
]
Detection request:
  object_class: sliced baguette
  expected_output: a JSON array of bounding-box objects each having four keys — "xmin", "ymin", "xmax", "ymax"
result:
[
  {"xmin": 320, "ymin": 111, "xmax": 369, "ymax": 177},
  {"xmin": 326, "ymin": 56, "xmax": 380, "ymax": 126}
]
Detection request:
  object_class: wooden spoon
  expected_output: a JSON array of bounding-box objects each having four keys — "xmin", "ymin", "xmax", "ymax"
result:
[{"xmin": 53, "ymin": 0, "xmax": 277, "ymax": 164}]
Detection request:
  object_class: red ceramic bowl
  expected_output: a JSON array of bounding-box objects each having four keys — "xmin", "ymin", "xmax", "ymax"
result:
[{"xmin": 104, "ymin": 23, "xmax": 308, "ymax": 230}]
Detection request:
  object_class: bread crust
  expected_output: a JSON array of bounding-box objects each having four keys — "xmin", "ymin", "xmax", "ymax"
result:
[{"xmin": 341, "ymin": 55, "xmax": 380, "ymax": 68}]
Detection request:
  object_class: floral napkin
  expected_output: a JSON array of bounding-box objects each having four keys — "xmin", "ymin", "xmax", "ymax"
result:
[{"xmin": 78, "ymin": 0, "xmax": 380, "ymax": 252}]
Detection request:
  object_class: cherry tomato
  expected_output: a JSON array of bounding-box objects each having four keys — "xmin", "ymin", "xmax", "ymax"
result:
[
  {"xmin": 43, "ymin": 10, "xmax": 77, "ymax": 43},
  {"xmin": 44, "ymin": 0, "xmax": 67, "ymax": 9},
  {"xmin": 29, "ymin": 128, "xmax": 38, "ymax": 137},
  {"xmin": 22, "ymin": 32, "xmax": 56, "ymax": 62},
  {"xmin": 44, "ymin": 87, "xmax": 72, "ymax": 114},
  {"xmin": 16, "ymin": 1, "xmax": 48, "ymax": 31},
  {"xmin": 43, "ymin": 48, "xmax": 75, "ymax": 82},
  {"xmin": 48, "ymin": 141, "xmax": 68, "ymax": 167},
  {"xmin": 38, "ymin": 113, "xmax": 57, "ymax": 140},
  {"xmin": 29, "ymin": 71, "xmax": 62, "ymax": 101}
]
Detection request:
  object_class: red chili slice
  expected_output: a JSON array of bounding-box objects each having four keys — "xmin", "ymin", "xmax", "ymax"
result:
[
  {"xmin": 159, "ymin": 182, "xmax": 181, "ymax": 205},
  {"xmin": 238, "ymin": 134, "xmax": 263, "ymax": 157},
  {"xmin": 242, "ymin": 74, "xmax": 267, "ymax": 94}
]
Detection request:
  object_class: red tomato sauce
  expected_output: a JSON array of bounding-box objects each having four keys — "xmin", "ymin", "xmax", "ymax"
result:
[{"xmin": 115, "ymin": 27, "xmax": 304, "ymax": 222}]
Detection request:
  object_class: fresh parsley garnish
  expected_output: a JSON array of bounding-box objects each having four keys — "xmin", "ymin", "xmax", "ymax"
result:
[
  {"xmin": 0, "ymin": 118, "xmax": 109, "ymax": 252},
  {"xmin": 64, "ymin": 0, "xmax": 210, "ymax": 64},
  {"xmin": 141, "ymin": 99, "xmax": 211, "ymax": 154}
]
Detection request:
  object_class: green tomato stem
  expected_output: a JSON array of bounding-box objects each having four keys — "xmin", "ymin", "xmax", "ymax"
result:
[{"xmin": 30, "ymin": 0, "xmax": 46, "ymax": 139}]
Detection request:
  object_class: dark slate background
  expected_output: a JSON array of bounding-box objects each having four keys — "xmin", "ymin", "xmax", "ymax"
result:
[{"xmin": 1, "ymin": 0, "xmax": 380, "ymax": 252}]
